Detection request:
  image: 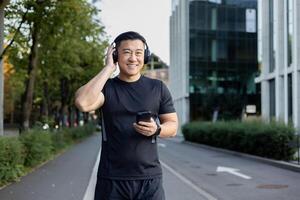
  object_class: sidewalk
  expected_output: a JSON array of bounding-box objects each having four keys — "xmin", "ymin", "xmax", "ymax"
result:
[
  {"xmin": 0, "ymin": 133, "xmax": 101, "ymax": 200},
  {"xmin": 3, "ymin": 128, "xmax": 19, "ymax": 137},
  {"xmin": 167, "ymin": 135, "xmax": 300, "ymax": 173}
]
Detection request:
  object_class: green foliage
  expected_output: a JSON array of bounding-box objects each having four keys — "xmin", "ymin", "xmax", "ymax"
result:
[
  {"xmin": 0, "ymin": 137, "xmax": 25, "ymax": 184},
  {"xmin": 70, "ymin": 122, "xmax": 96, "ymax": 140},
  {"xmin": 20, "ymin": 130, "xmax": 53, "ymax": 167},
  {"xmin": 182, "ymin": 121, "xmax": 296, "ymax": 160},
  {"xmin": 4, "ymin": 0, "xmax": 108, "ymax": 124},
  {"xmin": 51, "ymin": 131, "xmax": 71, "ymax": 153},
  {"xmin": 51, "ymin": 122, "xmax": 95, "ymax": 152},
  {"xmin": 0, "ymin": 123, "xmax": 96, "ymax": 186}
]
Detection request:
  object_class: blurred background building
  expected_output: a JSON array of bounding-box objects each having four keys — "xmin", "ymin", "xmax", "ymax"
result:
[
  {"xmin": 143, "ymin": 53, "xmax": 169, "ymax": 85},
  {"xmin": 255, "ymin": 0, "xmax": 300, "ymax": 131},
  {"xmin": 170, "ymin": 0, "xmax": 259, "ymax": 126}
]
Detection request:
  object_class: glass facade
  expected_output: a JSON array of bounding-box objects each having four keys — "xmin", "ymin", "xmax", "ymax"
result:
[{"xmin": 189, "ymin": 0, "xmax": 259, "ymax": 120}]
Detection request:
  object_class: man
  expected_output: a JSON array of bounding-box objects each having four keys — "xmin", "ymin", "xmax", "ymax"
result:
[{"xmin": 75, "ymin": 31, "xmax": 178, "ymax": 200}]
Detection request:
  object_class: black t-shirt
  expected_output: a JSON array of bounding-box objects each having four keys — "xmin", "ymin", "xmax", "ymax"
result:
[{"xmin": 97, "ymin": 75, "xmax": 175, "ymax": 180}]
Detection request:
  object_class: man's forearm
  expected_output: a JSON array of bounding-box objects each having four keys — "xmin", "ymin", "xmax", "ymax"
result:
[
  {"xmin": 75, "ymin": 66, "xmax": 114, "ymax": 110},
  {"xmin": 159, "ymin": 121, "xmax": 178, "ymax": 138}
]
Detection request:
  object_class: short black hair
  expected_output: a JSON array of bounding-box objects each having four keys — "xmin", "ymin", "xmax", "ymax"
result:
[{"xmin": 114, "ymin": 31, "xmax": 147, "ymax": 49}]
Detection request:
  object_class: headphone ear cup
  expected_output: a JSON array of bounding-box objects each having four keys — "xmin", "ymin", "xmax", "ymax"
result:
[
  {"xmin": 112, "ymin": 50, "xmax": 118, "ymax": 63},
  {"xmin": 144, "ymin": 49, "xmax": 150, "ymax": 64}
]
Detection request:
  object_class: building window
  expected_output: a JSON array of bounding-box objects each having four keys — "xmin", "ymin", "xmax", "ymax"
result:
[
  {"xmin": 287, "ymin": 0, "xmax": 293, "ymax": 67},
  {"xmin": 269, "ymin": 0, "xmax": 275, "ymax": 72},
  {"xmin": 218, "ymin": 40, "xmax": 228, "ymax": 60},
  {"xmin": 211, "ymin": 40, "xmax": 217, "ymax": 62},
  {"xmin": 288, "ymin": 73, "xmax": 293, "ymax": 122},
  {"xmin": 211, "ymin": 7, "xmax": 217, "ymax": 30},
  {"xmin": 257, "ymin": 0, "xmax": 262, "ymax": 72},
  {"xmin": 188, "ymin": 0, "xmax": 258, "ymax": 121},
  {"xmin": 269, "ymin": 79, "xmax": 276, "ymax": 118}
]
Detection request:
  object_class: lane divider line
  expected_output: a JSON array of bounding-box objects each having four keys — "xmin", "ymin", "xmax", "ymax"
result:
[
  {"xmin": 83, "ymin": 147, "xmax": 101, "ymax": 200},
  {"xmin": 83, "ymin": 149, "xmax": 218, "ymax": 200},
  {"xmin": 161, "ymin": 161, "xmax": 218, "ymax": 200}
]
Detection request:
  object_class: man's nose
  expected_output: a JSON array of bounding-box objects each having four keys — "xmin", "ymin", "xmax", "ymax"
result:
[{"xmin": 128, "ymin": 53, "xmax": 138, "ymax": 61}]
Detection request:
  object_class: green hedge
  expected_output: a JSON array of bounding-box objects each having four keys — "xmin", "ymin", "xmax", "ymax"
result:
[
  {"xmin": 0, "ymin": 137, "xmax": 25, "ymax": 183},
  {"xmin": 0, "ymin": 123, "xmax": 96, "ymax": 186},
  {"xmin": 20, "ymin": 130, "xmax": 53, "ymax": 167},
  {"xmin": 182, "ymin": 121, "xmax": 296, "ymax": 160}
]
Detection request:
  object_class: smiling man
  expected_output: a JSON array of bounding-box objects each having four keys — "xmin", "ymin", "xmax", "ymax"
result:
[{"xmin": 74, "ymin": 31, "xmax": 178, "ymax": 200}]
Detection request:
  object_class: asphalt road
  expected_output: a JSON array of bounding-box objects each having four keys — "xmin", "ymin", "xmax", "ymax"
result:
[
  {"xmin": 158, "ymin": 137, "xmax": 300, "ymax": 200},
  {"xmin": 1, "ymin": 133, "xmax": 300, "ymax": 200}
]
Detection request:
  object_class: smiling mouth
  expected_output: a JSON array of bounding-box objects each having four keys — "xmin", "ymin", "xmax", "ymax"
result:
[{"xmin": 127, "ymin": 64, "xmax": 138, "ymax": 68}]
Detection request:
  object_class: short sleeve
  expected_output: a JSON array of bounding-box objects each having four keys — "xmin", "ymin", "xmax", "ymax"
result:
[
  {"xmin": 101, "ymin": 78, "xmax": 113, "ymax": 107},
  {"xmin": 159, "ymin": 81, "xmax": 176, "ymax": 114}
]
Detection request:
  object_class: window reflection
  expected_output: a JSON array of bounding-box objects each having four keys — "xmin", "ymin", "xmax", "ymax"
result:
[{"xmin": 189, "ymin": 0, "xmax": 258, "ymax": 120}]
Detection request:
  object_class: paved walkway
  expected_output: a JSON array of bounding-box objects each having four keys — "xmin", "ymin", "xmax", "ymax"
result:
[
  {"xmin": 2, "ymin": 133, "xmax": 298, "ymax": 200},
  {"xmin": 0, "ymin": 133, "xmax": 101, "ymax": 200},
  {"xmin": 0, "ymin": 133, "xmax": 209, "ymax": 200},
  {"xmin": 3, "ymin": 128, "xmax": 19, "ymax": 137}
]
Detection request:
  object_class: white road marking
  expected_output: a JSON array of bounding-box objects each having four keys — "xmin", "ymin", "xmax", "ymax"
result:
[
  {"xmin": 83, "ymin": 147, "xmax": 101, "ymax": 200},
  {"xmin": 158, "ymin": 143, "xmax": 166, "ymax": 148},
  {"xmin": 84, "ymin": 146, "xmax": 219, "ymax": 200},
  {"xmin": 161, "ymin": 161, "xmax": 218, "ymax": 200},
  {"xmin": 217, "ymin": 166, "xmax": 252, "ymax": 180}
]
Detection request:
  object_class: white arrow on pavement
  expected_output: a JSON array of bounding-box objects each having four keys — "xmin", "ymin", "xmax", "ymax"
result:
[
  {"xmin": 158, "ymin": 143, "xmax": 166, "ymax": 148},
  {"xmin": 216, "ymin": 166, "xmax": 252, "ymax": 180}
]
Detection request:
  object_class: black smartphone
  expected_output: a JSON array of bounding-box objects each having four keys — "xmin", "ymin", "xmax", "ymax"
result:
[{"xmin": 136, "ymin": 111, "xmax": 153, "ymax": 123}]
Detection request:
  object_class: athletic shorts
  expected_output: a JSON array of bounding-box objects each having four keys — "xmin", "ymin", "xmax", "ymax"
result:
[{"xmin": 94, "ymin": 177, "xmax": 165, "ymax": 200}]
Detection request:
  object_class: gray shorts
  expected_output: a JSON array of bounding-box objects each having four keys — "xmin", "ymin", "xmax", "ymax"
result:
[{"xmin": 94, "ymin": 177, "xmax": 165, "ymax": 200}]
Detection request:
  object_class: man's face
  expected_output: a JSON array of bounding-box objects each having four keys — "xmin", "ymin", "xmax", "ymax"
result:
[{"xmin": 117, "ymin": 39, "xmax": 145, "ymax": 77}]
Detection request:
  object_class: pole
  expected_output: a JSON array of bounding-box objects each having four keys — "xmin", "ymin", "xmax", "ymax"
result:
[
  {"xmin": 0, "ymin": 4, "xmax": 5, "ymax": 136},
  {"xmin": 0, "ymin": 0, "xmax": 10, "ymax": 136}
]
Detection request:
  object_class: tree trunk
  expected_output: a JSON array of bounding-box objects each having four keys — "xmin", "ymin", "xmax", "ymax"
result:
[
  {"xmin": 9, "ymin": 102, "xmax": 14, "ymax": 124},
  {"xmin": 59, "ymin": 78, "xmax": 70, "ymax": 127},
  {"xmin": 41, "ymin": 81, "xmax": 49, "ymax": 119},
  {"xmin": 0, "ymin": 1, "xmax": 10, "ymax": 8},
  {"xmin": 21, "ymin": 23, "xmax": 39, "ymax": 130}
]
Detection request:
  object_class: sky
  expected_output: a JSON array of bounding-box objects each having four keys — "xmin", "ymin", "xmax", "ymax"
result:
[{"xmin": 93, "ymin": 0, "xmax": 172, "ymax": 64}]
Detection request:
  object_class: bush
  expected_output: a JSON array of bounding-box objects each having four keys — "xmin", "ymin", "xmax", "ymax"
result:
[
  {"xmin": 51, "ymin": 131, "xmax": 71, "ymax": 153},
  {"xmin": 0, "ymin": 123, "xmax": 96, "ymax": 186},
  {"xmin": 0, "ymin": 137, "xmax": 25, "ymax": 184},
  {"xmin": 69, "ymin": 122, "xmax": 96, "ymax": 140},
  {"xmin": 182, "ymin": 120, "xmax": 296, "ymax": 160},
  {"xmin": 20, "ymin": 130, "xmax": 53, "ymax": 167}
]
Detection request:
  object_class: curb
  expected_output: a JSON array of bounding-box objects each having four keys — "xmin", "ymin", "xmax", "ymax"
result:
[{"xmin": 182, "ymin": 140, "xmax": 300, "ymax": 173}]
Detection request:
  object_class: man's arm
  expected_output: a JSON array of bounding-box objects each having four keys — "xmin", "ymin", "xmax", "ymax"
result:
[
  {"xmin": 158, "ymin": 112, "xmax": 178, "ymax": 138},
  {"xmin": 133, "ymin": 112, "xmax": 178, "ymax": 138},
  {"xmin": 74, "ymin": 45, "xmax": 116, "ymax": 112}
]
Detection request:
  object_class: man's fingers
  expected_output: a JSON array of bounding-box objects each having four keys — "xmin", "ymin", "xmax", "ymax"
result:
[{"xmin": 133, "ymin": 123, "xmax": 154, "ymax": 136}]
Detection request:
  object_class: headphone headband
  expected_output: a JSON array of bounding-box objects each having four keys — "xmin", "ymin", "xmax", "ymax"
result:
[{"xmin": 112, "ymin": 31, "xmax": 151, "ymax": 64}]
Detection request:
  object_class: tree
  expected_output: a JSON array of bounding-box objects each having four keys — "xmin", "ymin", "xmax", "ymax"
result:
[{"xmin": 5, "ymin": 0, "xmax": 107, "ymax": 130}]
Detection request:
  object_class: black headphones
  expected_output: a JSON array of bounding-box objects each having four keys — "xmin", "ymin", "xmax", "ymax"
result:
[
  {"xmin": 112, "ymin": 32, "xmax": 151, "ymax": 64},
  {"xmin": 112, "ymin": 43, "xmax": 151, "ymax": 64}
]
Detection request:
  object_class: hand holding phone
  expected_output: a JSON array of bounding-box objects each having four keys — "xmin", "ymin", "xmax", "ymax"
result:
[{"xmin": 136, "ymin": 111, "xmax": 153, "ymax": 123}]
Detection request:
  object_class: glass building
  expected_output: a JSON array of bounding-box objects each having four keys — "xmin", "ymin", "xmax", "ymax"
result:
[
  {"xmin": 255, "ymin": 0, "xmax": 300, "ymax": 131},
  {"xmin": 170, "ymin": 0, "xmax": 259, "ymax": 124}
]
